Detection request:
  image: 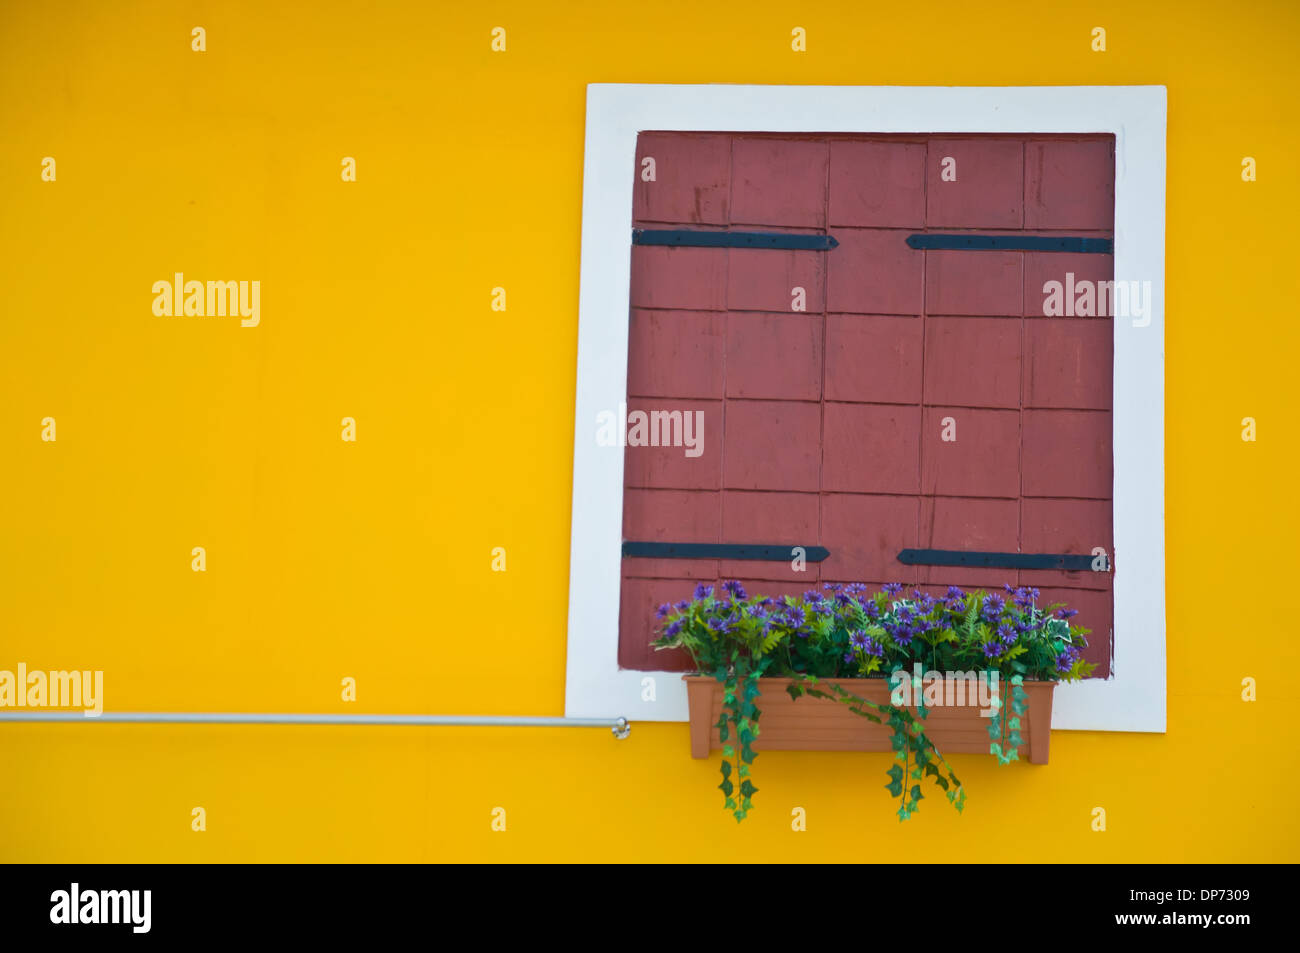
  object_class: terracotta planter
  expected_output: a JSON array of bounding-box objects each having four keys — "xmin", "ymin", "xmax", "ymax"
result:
[{"xmin": 685, "ymin": 676, "xmax": 1055, "ymax": 765}]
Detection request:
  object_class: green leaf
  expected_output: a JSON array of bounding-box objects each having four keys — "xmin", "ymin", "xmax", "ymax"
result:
[{"xmin": 990, "ymin": 742, "xmax": 1002, "ymax": 757}]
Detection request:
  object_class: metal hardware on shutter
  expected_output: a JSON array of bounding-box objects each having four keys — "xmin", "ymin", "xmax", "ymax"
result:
[
  {"xmin": 0, "ymin": 711, "xmax": 632, "ymax": 738},
  {"xmin": 897, "ymin": 549, "xmax": 1106, "ymax": 572},
  {"xmin": 905, "ymin": 234, "xmax": 1113, "ymax": 253},
  {"xmin": 633, "ymin": 229, "xmax": 839, "ymax": 250},
  {"xmin": 622, "ymin": 541, "xmax": 830, "ymax": 562}
]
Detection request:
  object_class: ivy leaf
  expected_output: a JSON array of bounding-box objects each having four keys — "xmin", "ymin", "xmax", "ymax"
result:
[
  {"xmin": 739, "ymin": 780, "xmax": 758, "ymax": 798},
  {"xmin": 722, "ymin": 745, "xmax": 735, "ymax": 758},
  {"xmin": 909, "ymin": 785, "xmax": 924, "ymax": 802},
  {"xmin": 990, "ymin": 742, "xmax": 1002, "ymax": 758},
  {"xmin": 718, "ymin": 777, "xmax": 734, "ymax": 797}
]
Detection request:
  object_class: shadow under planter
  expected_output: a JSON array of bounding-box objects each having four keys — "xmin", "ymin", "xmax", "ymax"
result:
[{"xmin": 684, "ymin": 676, "xmax": 1056, "ymax": 764}]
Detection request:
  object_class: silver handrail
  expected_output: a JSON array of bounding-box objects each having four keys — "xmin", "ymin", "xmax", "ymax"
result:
[{"xmin": 0, "ymin": 711, "xmax": 632, "ymax": 738}]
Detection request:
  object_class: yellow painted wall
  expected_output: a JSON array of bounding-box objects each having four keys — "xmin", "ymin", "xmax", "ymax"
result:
[{"xmin": 1, "ymin": 0, "xmax": 1297, "ymax": 862}]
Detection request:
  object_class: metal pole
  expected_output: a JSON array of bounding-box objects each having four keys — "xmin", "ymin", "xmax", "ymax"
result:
[{"xmin": 0, "ymin": 711, "xmax": 631, "ymax": 738}]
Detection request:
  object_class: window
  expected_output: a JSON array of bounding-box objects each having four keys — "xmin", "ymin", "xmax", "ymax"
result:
[{"xmin": 566, "ymin": 86, "xmax": 1166, "ymax": 733}]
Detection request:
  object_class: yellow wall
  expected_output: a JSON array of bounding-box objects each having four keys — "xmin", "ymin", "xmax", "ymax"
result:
[{"xmin": 1, "ymin": 0, "xmax": 1297, "ymax": 862}]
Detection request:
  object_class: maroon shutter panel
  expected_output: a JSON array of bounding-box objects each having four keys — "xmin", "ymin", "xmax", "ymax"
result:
[{"xmin": 621, "ymin": 133, "xmax": 1114, "ymax": 677}]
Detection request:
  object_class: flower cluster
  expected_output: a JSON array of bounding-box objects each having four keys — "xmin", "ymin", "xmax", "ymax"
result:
[{"xmin": 652, "ymin": 580, "xmax": 1095, "ymax": 682}]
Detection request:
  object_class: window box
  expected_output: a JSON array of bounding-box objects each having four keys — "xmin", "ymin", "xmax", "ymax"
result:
[{"xmin": 685, "ymin": 675, "xmax": 1056, "ymax": 764}]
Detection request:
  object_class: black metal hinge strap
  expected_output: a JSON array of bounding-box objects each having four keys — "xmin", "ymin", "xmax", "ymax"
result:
[
  {"xmin": 623, "ymin": 542, "xmax": 830, "ymax": 562},
  {"xmin": 633, "ymin": 229, "xmax": 838, "ymax": 250},
  {"xmin": 905, "ymin": 235, "xmax": 1113, "ymax": 253},
  {"xmin": 897, "ymin": 549, "xmax": 1106, "ymax": 571}
]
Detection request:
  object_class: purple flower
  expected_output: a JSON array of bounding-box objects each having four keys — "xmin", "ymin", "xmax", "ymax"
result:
[
  {"xmin": 863, "ymin": 601, "xmax": 880, "ymax": 619},
  {"xmin": 665, "ymin": 619, "xmax": 684, "ymax": 637},
  {"xmin": 981, "ymin": 593, "xmax": 1006, "ymax": 623},
  {"xmin": 694, "ymin": 583, "xmax": 714, "ymax": 600},
  {"xmin": 983, "ymin": 642, "xmax": 1003, "ymax": 658},
  {"xmin": 845, "ymin": 583, "xmax": 868, "ymax": 594},
  {"xmin": 722, "ymin": 580, "xmax": 747, "ymax": 599},
  {"xmin": 883, "ymin": 583, "xmax": 904, "ymax": 597},
  {"xmin": 997, "ymin": 623, "xmax": 1017, "ymax": 645},
  {"xmin": 1057, "ymin": 608, "xmax": 1079, "ymax": 619},
  {"xmin": 674, "ymin": 600, "xmax": 690, "ymax": 611},
  {"xmin": 803, "ymin": 590, "xmax": 823, "ymax": 603},
  {"xmin": 843, "ymin": 652, "xmax": 856, "ymax": 664},
  {"xmin": 1055, "ymin": 646, "xmax": 1081, "ymax": 673},
  {"xmin": 785, "ymin": 607, "xmax": 807, "ymax": 629},
  {"xmin": 656, "ymin": 603, "xmax": 672, "ymax": 619},
  {"xmin": 945, "ymin": 586, "xmax": 965, "ymax": 600},
  {"xmin": 707, "ymin": 617, "xmax": 733, "ymax": 634},
  {"xmin": 823, "ymin": 582, "xmax": 843, "ymax": 592}
]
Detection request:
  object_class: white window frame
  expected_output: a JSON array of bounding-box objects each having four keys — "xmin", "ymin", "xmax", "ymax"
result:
[{"xmin": 564, "ymin": 84, "xmax": 1166, "ymax": 733}]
